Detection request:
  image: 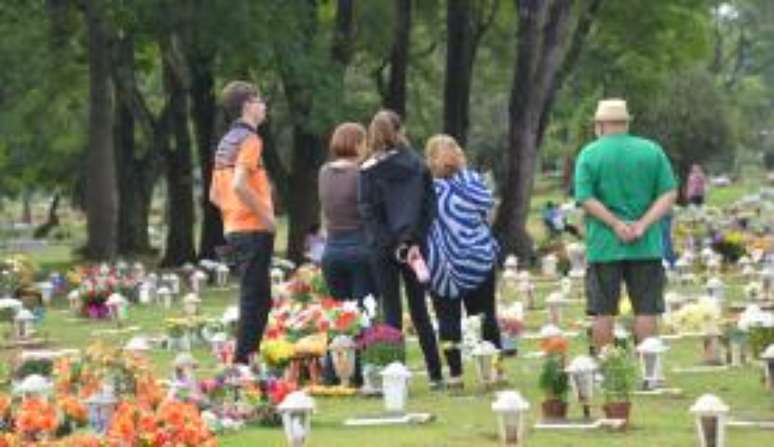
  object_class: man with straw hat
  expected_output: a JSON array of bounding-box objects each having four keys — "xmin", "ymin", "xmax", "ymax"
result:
[{"xmin": 574, "ymin": 98, "xmax": 677, "ymax": 352}]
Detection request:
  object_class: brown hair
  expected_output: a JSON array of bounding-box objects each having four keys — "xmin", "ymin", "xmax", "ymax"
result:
[
  {"xmin": 221, "ymin": 80, "xmax": 259, "ymax": 121},
  {"xmin": 329, "ymin": 122, "xmax": 366, "ymax": 160},
  {"xmin": 368, "ymin": 109, "xmax": 408, "ymax": 155},
  {"xmin": 425, "ymin": 134, "xmax": 466, "ymax": 178}
]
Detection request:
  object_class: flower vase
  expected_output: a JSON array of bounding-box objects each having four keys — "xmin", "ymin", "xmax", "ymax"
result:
[
  {"xmin": 331, "ymin": 349, "xmax": 356, "ymax": 388},
  {"xmin": 361, "ymin": 364, "xmax": 383, "ymax": 395},
  {"xmin": 307, "ymin": 357, "xmax": 323, "ymax": 386},
  {"xmin": 501, "ymin": 334, "xmax": 519, "ymax": 356},
  {"xmin": 285, "ymin": 359, "xmax": 302, "ymax": 383}
]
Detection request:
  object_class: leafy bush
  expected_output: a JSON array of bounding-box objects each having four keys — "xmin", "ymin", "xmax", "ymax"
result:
[
  {"xmin": 749, "ymin": 326, "xmax": 774, "ymax": 358},
  {"xmin": 599, "ymin": 346, "xmax": 638, "ymax": 403},
  {"xmin": 538, "ymin": 353, "xmax": 569, "ymax": 401}
]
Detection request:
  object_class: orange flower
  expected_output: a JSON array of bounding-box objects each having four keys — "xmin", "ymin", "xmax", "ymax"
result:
[
  {"xmin": 59, "ymin": 394, "xmax": 88, "ymax": 424},
  {"xmin": 15, "ymin": 398, "xmax": 58, "ymax": 435},
  {"xmin": 56, "ymin": 432, "xmax": 103, "ymax": 447},
  {"xmin": 0, "ymin": 394, "xmax": 10, "ymax": 416},
  {"xmin": 540, "ymin": 336, "xmax": 569, "ymax": 355}
]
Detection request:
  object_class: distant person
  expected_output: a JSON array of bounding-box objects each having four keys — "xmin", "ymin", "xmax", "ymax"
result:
[
  {"xmin": 358, "ymin": 110, "xmax": 443, "ymax": 389},
  {"xmin": 318, "ymin": 123, "xmax": 374, "ymax": 301},
  {"xmin": 424, "ymin": 134, "xmax": 501, "ymax": 389},
  {"xmin": 661, "ymin": 212, "xmax": 677, "ymax": 269},
  {"xmin": 685, "ymin": 163, "xmax": 707, "ymax": 206},
  {"xmin": 303, "ymin": 223, "xmax": 326, "ymax": 266},
  {"xmin": 210, "ymin": 80, "xmax": 275, "ymax": 366},
  {"xmin": 574, "ymin": 98, "xmax": 676, "ymax": 352},
  {"xmin": 542, "ymin": 201, "xmax": 582, "ymax": 239}
]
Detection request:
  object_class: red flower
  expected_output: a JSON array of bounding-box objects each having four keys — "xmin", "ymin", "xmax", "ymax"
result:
[
  {"xmin": 335, "ymin": 312, "xmax": 356, "ymax": 331},
  {"xmin": 320, "ymin": 297, "xmax": 338, "ymax": 310}
]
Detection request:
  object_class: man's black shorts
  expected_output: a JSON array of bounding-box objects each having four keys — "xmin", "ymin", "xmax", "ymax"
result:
[{"xmin": 585, "ymin": 259, "xmax": 665, "ymax": 316}]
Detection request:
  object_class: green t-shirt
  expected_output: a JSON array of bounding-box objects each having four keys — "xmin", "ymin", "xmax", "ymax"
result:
[{"xmin": 574, "ymin": 133, "xmax": 676, "ymax": 262}]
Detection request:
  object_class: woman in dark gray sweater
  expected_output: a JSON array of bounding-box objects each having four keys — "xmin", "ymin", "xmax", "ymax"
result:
[
  {"xmin": 358, "ymin": 110, "xmax": 443, "ymax": 388},
  {"xmin": 319, "ymin": 122, "xmax": 374, "ymax": 301}
]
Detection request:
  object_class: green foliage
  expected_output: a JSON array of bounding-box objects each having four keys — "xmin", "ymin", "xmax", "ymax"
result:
[
  {"xmin": 538, "ymin": 353, "xmax": 569, "ymax": 401},
  {"xmin": 360, "ymin": 343, "xmax": 406, "ymax": 367},
  {"xmin": 749, "ymin": 326, "xmax": 774, "ymax": 358},
  {"xmin": 14, "ymin": 357, "xmax": 53, "ymax": 380},
  {"xmin": 599, "ymin": 346, "xmax": 638, "ymax": 403},
  {"xmin": 636, "ymin": 68, "xmax": 734, "ymax": 176}
]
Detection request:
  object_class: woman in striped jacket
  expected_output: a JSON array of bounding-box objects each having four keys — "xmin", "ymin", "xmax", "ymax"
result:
[{"xmin": 424, "ymin": 134, "xmax": 502, "ymax": 389}]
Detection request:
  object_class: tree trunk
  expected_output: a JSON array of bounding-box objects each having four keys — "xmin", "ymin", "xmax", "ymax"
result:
[
  {"xmin": 83, "ymin": 0, "xmax": 118, "ymax": 260},
  {"xmin": 32, "ymin": 193, "xmax": 60, "ymax": 239},
  {"xmin": 493, "ymin": 0, "xmax": 601, "ymax": 262},
  {"xmin": 179, "ymin": 0, "xmax": 225, "ymax": 261},
  {"xmin": 443, "ymin": 0, "xmax": 474, "ymax": 145},
  {"xmin": 188, "ymin": 55, "xmax": 224, "ymax": 260},
  {"xmin": 160, "ymin": 49, "xmax": 196, "ymax": 267},
  {"xmin": 286, "ymin": 130, "xmax": 324, "ymax": 263},
  {"xmin": 385, "ymin": 0, "xmax": 411, "ymax": 116},
  {"xmin": 21, "ymin": 190, "xmax": 32, "ymax": 225},
  {"xmin": 114, "ymin": 36, "xmax": 154, "ymax": 256},
  {"xmin": 279, "ymin": 0, "xmax": 355, "ymax": 264}
]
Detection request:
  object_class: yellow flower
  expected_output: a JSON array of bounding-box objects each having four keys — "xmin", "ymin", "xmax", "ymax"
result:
[{"xmin": 620, "ymin": 294, "xmax": 632, "ymax": 316}]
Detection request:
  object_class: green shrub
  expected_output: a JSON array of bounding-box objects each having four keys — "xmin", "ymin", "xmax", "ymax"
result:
[
  {"xmin": 538, "ymin": 353, "xmax": 569, "ymax": 401},
  {"xmin": 599, "ymin": 346, "xmax": 638, "ymax": 403}
]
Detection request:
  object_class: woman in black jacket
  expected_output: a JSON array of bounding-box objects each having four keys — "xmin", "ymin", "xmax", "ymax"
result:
[{"xmin": 358, "ymin": 109, "xmax": 443, "ymax": 388}]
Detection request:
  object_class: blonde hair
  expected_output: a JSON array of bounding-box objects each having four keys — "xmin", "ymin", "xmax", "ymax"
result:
[
  {"xmin": 425, "ymin": 134, "xmax": 466, "ymax": 178},
  {"xmin": 329, "ymin": 122, "xmax": 366, "ymax": 160},
  {"xmin": 367, "ymin": 109, "xmax": 408, "ymax": 155}
]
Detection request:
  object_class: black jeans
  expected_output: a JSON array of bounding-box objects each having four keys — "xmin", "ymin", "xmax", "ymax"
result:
[
  {"xmin": 226, "ymin": 231, "xmax": 275, "ymax": 365},
  {"xmin": 372, "ymin": 251, "xmax": 442, "ymax": 382},
  {"xmin": 431, "ymin": 269, "xmax": 501, "ymax": 377},
  {"xmin": 321, "ymin": 230, "xmax": 375, "ymax": 301}
]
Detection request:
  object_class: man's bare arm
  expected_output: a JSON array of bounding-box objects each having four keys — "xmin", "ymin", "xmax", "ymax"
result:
[
  {"xmin": 630, "ymin": 190, "xmax": 677, "ymax": 238},
  {"xmin": 581, "ymin": 198, "xmax": 634, "ymax": 243}
]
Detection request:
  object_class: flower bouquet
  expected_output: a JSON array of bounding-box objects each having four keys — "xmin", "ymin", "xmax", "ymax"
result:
[
  {"xmin": 358, "ymin": 324, "xmax": 405, "ymax": 394},
  {"xmin": 664, "ymin": 298, "xmax": 723, "ymax": 364},
  {"xmin": 323, "ymin": 299, "xmax": 365, "ymax": 338},
  {"xmin": 498, "ymin": 305, "xmax": 524, "ymax": 356},
  {"xmin": 0, "ymin": 254, "xmax": 36, "ymax": 298},
  {"xmin": 261, "ymin": 339, "xmax": 296, "ymax": 373},
  {"xmin": 165, "ymin": 318, "xmax": 193, "ymax": 351},
  {"xmin": 711, "ymin": 231, "xmax": 747, "ymax": 264}
]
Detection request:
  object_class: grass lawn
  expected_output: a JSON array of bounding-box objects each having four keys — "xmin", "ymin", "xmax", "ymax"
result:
[
  {"xmin": 2, "ymin": 170, "xmax": 772, "ymax": 446},
  {"xmin": 6, "ymin": 264, "xmax": 770, "ymax": 447}
]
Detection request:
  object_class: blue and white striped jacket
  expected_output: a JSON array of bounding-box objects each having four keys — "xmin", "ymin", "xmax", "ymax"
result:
[{"xmin": 426, "ymin": 169, "xmax": 499, "ymax": 299}]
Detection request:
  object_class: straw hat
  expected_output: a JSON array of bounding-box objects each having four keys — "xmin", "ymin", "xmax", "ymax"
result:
[{"xmin": 594, "ymin": 98, "xmax": 631, "ymax": 122}]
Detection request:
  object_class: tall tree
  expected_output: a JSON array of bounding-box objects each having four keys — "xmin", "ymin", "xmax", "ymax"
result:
[
  {"xmin": 273, "ymin": 0, "xmax": 356, "ymax": 263},
  {"xmin": 113, "ymin": 34, "xmax": 158, "ymax": 255},
  {"xmin": 179, "ymin": 0, "xmax": 224, "ymax": 260},
  {"xmin": 159, "ymin": 34, "xmax": 196, "ymax": 267},
  {"xmin": 493, "ymin": 0, "xmax": 602, "ymax": 261},
  {"xmin": 443, "ymin": 0, "xmax": 498, "ymax": 146},
  {"xmin": 385, "ymin": 0, "xmax": 412, "ymax": 115},
  {"xmin": 83, "ymin": 0, "xmax": 118, "ymax": 260}
]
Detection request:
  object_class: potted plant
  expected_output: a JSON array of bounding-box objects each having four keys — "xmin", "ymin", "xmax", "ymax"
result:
[
  {"xmin": 538, "ymin": 352, "xmax": 569, "ymax": 420},
  {"xmin": 599, "ymin": 346, "xmax": 637, "ymax": 427},
  {"xmin": 358, "ymin": 324, "xmax": 405, "ymax": 394}
]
